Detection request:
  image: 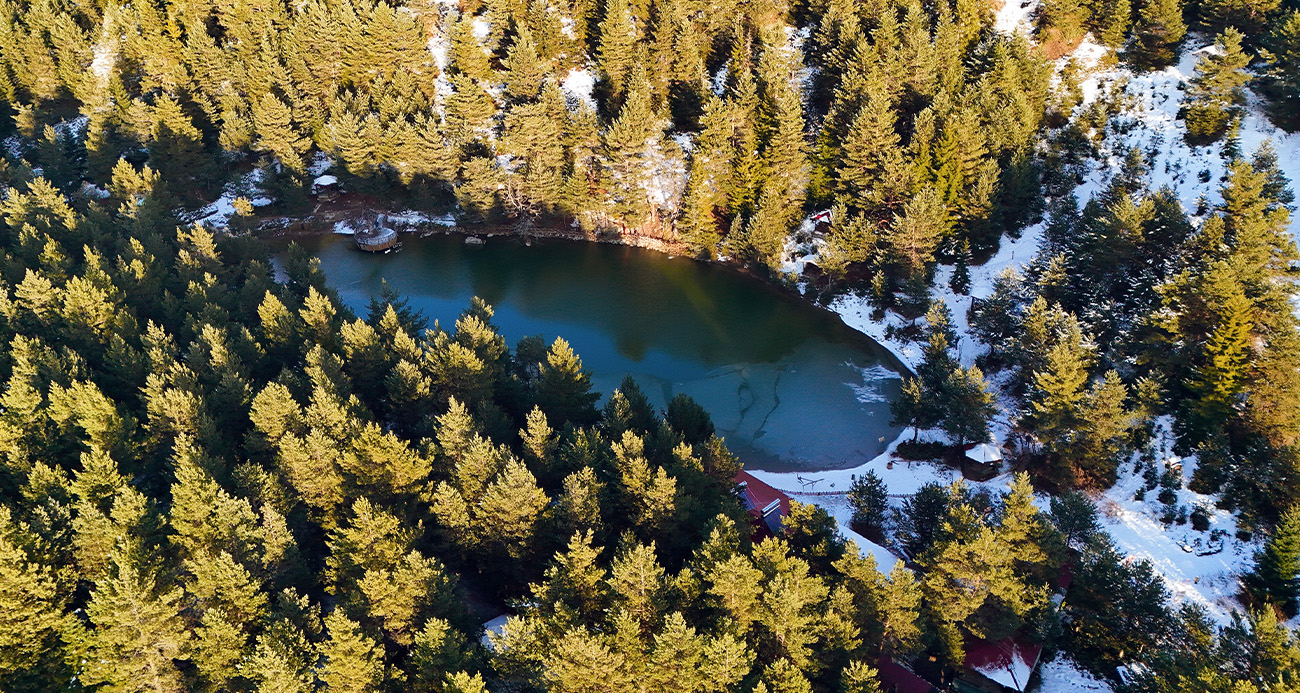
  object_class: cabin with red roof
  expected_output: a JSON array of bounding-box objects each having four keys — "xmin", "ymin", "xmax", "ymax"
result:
[
  {"xmin": 877, "ymin": 656, "xmax": 938, "ymax": 693},
  {"xmin": 957, "ymin": 637, "xmax": 1044, "ymax": 693},
  {"xmin": 734, "ymin": 470, "xmax": 793, "ymax": 541}
]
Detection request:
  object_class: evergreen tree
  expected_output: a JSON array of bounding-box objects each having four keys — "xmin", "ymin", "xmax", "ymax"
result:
[
  {"xmin": 847, "ymin": 471, "xmax": 889, "ymax": 533},
  {"xmin": 942, "ymin": 366, "xmax": 996, "ymax": 447},
  {"xmin": 1198, "ymin": 0, "xmax": 1280, "ymax": 36},
  {"xmin": 1133, "ymin": 0, "xmax": 1187, "ymax": 67},
  {"xmin": 535, "ymin": 338, "xmax": 601, "ymax": 428},
  {"xmin": 1186, "ymin": 288, "xmax": 1253, "ymax": 438},
  {"xmin": 1247, "ymin": 509, "xmax": 1300, "ymax": 616},
  {"xmin": 253, "ymin": 92, "xmax": 310, "ymax": 173},
  {"xmin": 1263, "ymin": 11, "xmax": 1300, "ymax": 125},
  {"xmin": 1095, "ymin": 0, "xmax": 1133, "ymax": 47},
  {"xmin": 75, "ymin": 552, "xmax": 191, "ymax": 693},
  {"xmin": 1029, "ymin": 335, "xmax": 1092, "ymax": 477},
  {"xmin": 886, "ymin": 187, "xmax": 948, "ymax": 279},
  {"xmin": 1078, "ymin": 370, "xmax": 1132, "ymax": 485},
  {"xmin": 950, "ymin": 239, "xmax": 972, "ymax": 295},
  {"xmin": 1184, "ymin": 28, "xmax": 1252, "ymax": 145},
  {"xmin": 597, "ymin": 0, "xmax": 638, "ymax": 104},
  {"xmin": 503, "ymin": 29, "xmax": 547, "ymax": 103},
  {"xmin": 0, "ymin": 512, "xmax": 67, "ymax": 690},
  {"xmin": 449, "ymin": 13, "xmax": 494, "ymax": 83},
  {"xmin": 836, "ymin": 82, "xmax": 907, "ymax": 212},
  {"xmin": 318, "ymin": 611, "xmax": 385, "ymax": 693},
  {"xmin": 602, "ymin": 65, "xmax": 660, "ymax": 223}
]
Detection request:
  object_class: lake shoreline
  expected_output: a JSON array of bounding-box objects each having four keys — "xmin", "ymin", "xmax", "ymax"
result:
[{"xmin": 258, "ymin": 214, "xmax": 916, "ymax": 379}]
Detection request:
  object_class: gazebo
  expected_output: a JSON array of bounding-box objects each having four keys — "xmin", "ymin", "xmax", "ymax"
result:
[
  {"xmin": 311, "ymin": 174, "xmax": 340, "ymax": 201},
  {"xmin": 964, "ymin": 443, "xmax": 1003, "ymax": 464},
  {"xmin": 963, "ymin": 442, "xmax": 1003, "ymax": 480}
]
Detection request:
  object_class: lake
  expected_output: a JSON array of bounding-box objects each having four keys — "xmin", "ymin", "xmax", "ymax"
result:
[{"xmin": 288, "ymin": 233, "xmax": 905, "ymax": 473}]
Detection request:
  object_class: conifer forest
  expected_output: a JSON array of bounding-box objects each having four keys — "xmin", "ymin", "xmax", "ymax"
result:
[{"xmin": 3, "ymin": 0, "xmax": 1300, "ymax": 690}]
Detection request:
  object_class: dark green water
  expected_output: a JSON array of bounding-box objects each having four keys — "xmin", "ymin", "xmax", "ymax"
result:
[{"xmin": 289, "ymin": 233, "xmax": 904, "ymax": 472}]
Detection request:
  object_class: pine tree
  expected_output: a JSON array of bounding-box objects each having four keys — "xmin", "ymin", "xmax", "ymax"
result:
[
  {"xmin": 836, "ymin": 82, "xmax": 906, "ymax": 212},
  {"xmin": 880, "ymin": 562, "xmax": 924, "ymax": 657},
  {"xmin": 942, "ymin": 366, "xmax": 996, "ymax": 447},
  {"xmin": 847, "ymin": 471, "xmax": 889, "ymax": 532},
  {"xmin": 1186, "ymin": 288, "xmax": 1253, "ymax": 437},
  {"xmin": 1185, "ymin": 28, "xmax": 1252, "ymax": 145},
  {"xmin": 597, "ymin": 0, "xmax": 638, "ymax": 104},
  {"xmin": 1096, "ymin": 0, "xmax": 1133, "ymax": 47},
  {"xmin": 1133, "ymin": 0, "xmax": 1186, "ymax": 67},
  {"xmin": 535, "ymin": 337, "xmax": 601, "ymax": 428},
  {"xmin": 841, "ymin": 661, "xmax": 883, "ymax": 693},
  {"xmin": 191, "ymin": 609, "xmax": 246, "ymax": 692},
  {"xmin": 449, "ymin": 13, "xmax": 494, "ymax": 83},
  {"xmin": 950, "ymin": 238, "xmax": 972, "ymax": 295},
  {"xmin": 147, "ymin": 95, "xmax": 214, "ymax": 203},
  {"xmin": 317, "ymin": 611, "xmax": 384, "ymax": 693},
  {"xmin": 76, "ymin": 552, "xmax": 191, "ymax": 693},
  {"xmin": 740, "ymin": 185, "xmax": 795, "ymax": 271},
  {"xmin": 886, "ymin": 186, "xmax": 947, "ymax": 279},
  {"xmin": 504, "ymin": 28, "xmax": 547, "ymax": 102},
  {"xmin": 678, "ymin": 97, "xmax": 733, "ymax": 256},
  {"xmin": 759, "ymin": 63, "xmax": 808, "ymax": 212},
  {"xmin": 1247, "ymin": 509, "xmax": 1300, "ymax": 616},
  {"xmin": 725, "ymin": 64, "xmax": 761, "ymax": 219},
  {"xmin": 1264, "ymin": 11, "xmax": 1300, "ymax": 125},
  {"xmin": 0, "ymin": 513, "xmax": 67, "ymax": 689},
  {"xmin": 1078, "ymin": 370, "xmax": 1133, "ymax": 485},
  {"xmin": 1029, "ymin": 335, "xmax": 1091, "ymax": 469},
  {"xmin": 1220, "ymin": 156, "xmax": 1297, "ymax": 292},
  {"xmin": 253, "ymin": 92, "xmax": 309, "ymax": 173},
  {"xmin": 446, "ymin": 73, "xmax": 497, "ymax": 144},
  {"xmin": 1198, "ymin": 0, "xmax": 1280, "ymax": 36},
  {"xmin": 760, "ymin": 658, "xmax": 814, "ymax": 693},
  {"xmin": 543, "ymin": 629, "xmax": 633, "ymax": 692},
  {"xmin": 602, "ymin": 65, "xmax": 661, "ymax": 223}
]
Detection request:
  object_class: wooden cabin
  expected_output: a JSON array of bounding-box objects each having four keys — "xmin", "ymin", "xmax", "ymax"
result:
[{"xmin": 734, "ymin": 470, "xmax": 792, "ymax": 541}]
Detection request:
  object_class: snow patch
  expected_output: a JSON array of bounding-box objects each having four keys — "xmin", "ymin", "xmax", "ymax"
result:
[
  {"xmin": 1037, "ymin": 657, "xmax": 1114, "ymax": 693},
  {"xmin": 561, "ymin": 68, "xmax": 597, "ymax": 111},
  {"xmin": 193, "ymin": 168, "xmax": 270, "ymax": 228},
  {"xmin": 712, "ymin": 66, "xmax": 729, "ymax": 96},
  {"xmin": 1097, "ymin": 420, "xmax": 1249, "ymax": 624},
  {"xmin": 995, "ymin": 0, "xmax": 1040, "ymax": 36},
  {"xmin": 471, "ymin": 16, "xmax": 490, "ymax": 42},
  {"xmin": 386, "ymin": 210, "xmax": 457, "ymax": 227},
  {"xmin": 308, "ymin": 151, "xmax": 333, "ymax": 177}
]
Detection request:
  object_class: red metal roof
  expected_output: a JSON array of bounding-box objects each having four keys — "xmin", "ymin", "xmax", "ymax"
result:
[
  {"xmin": 735, "ymin": 470, "xmax": 793, "ymax": 537},
  {"xmin": 877, "ymin": 656, "xmax": 937, "ymax": 693},
  {"xmin": 963, "ymin": 637, "xmax": 1043, "ymax": 692}
]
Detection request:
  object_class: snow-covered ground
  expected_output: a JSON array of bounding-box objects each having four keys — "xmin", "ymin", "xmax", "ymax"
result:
[
  {"xmin": 1037, "ymin": 656, "xmax": 1114, "ymax": 693},
  {"xmin": 1070, "ymin": 36, "xmax": 1300, "ymax": 239},
  {"xmin": 193, "ymin": 168, "xmax": 271, "ymax": 228},
  {"xmin": 561, "ymin": 68, "xmax": 597, "ymax": 111}
]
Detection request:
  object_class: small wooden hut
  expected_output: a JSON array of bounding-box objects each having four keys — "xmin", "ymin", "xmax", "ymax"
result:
[{"xmin": 311, "ymin": 174, "xmax": 340, "ymax": 201}]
